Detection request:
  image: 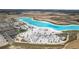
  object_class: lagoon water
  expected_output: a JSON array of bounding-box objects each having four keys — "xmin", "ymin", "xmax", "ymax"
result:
[{"xmin": 18, "ymin": 17, "xmax": 79, "ymax": 31}]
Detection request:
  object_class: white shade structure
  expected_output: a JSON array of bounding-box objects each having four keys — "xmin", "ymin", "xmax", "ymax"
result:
[{"xmin": 15, "ymin": 26, "xmax": 69, "ymax": 45}]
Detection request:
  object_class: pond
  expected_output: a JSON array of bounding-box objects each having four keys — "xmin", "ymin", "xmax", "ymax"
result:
[{"xmin": 18, "ymin": 17, "xmax": 79, "ymax": 31}]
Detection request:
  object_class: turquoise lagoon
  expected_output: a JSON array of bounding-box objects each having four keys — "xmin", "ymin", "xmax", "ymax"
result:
[{"xmin": 18, "ymin": 17, "xmax": 79, "ymax": 31}]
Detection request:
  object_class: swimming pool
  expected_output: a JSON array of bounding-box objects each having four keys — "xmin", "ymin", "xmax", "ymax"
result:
[{"xmin": 18, "ymin": 17, "xmax": 79, "ymax": 31}]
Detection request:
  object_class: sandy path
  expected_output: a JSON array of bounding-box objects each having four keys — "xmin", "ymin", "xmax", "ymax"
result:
[{"xmin": 64, "ymin": 39, "xmax": 79, "ymax": 49}]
